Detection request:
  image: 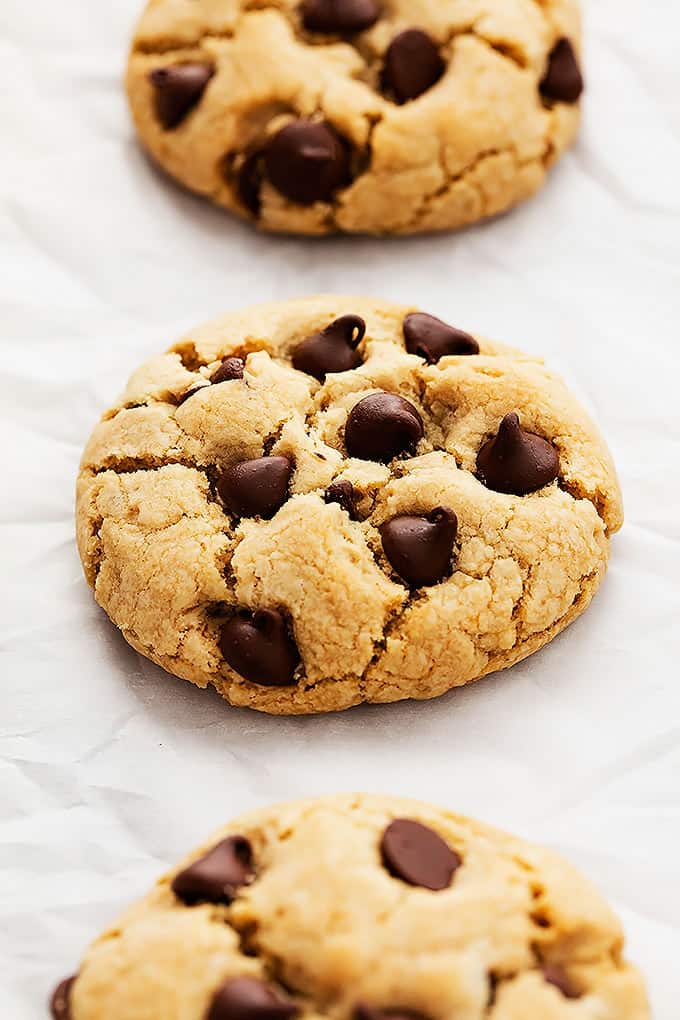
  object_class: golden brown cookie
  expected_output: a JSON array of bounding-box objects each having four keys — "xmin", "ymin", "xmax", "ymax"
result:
[
  {"xmin": 76, "ymin": 295, "xmax": 622, "ymax": 715},
  {"xmin": 50, "ymin": 793, "xmax": 649, "ymax": 1019},
  {"xmin": 126, "ymin": 0, "xmax": 584, "ymax": 235}
]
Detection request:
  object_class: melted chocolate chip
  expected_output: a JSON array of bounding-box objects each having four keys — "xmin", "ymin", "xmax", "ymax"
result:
[
  {"xmin": 540, "ymin": 38, "xmax": 583, "ymax": 104},
  {"xmin": 383, "ymin": 30, "xmax": 444, "ymax": 103},
  {"xmin": 264, "ymin": 120, "xmax": 350, "ymax": 205},
  {"xmin": 211, "ymin": 356, "xmax": 245, "ymax": 384},
  {"xmin": 355, "ymin": 1007, "xmax": 431, "ymax": 1020},
  {"xmin": 220, "ymin": 609, "xmax": 300, "ymax": 687},
  {"xmin": 50, "ymin": 976, "xmax": 76, "ymax": 1020},
  {"xmin": 149, "ymin": 62, "xmax": 215, "ymax": 130},
  {"xmin": 237, "ymin": 148, "xmax": 265, "ymax": 215},
  {"xmin": 177, "ymin": 383, "xmax": 209, "ymax": 405},
  {"xmin": 217, "ymin": 456, "xmax": 292, "ymax": 519},
  {"xmin": 301, "ymin": 0, "xmax": 380, "ymax": 33},
  {"xmin": 172, "ymin": 836, "xmax": 254, "ymax": 905},
  {"xmin": 293, "ymin": 315, "xmax": 365, "ymax": 381},
  {"xmin": 345, "ymin": 392, "xmax": 423, "ymax": 462},
  {"xmin": 207, "ymin": 977, "xmax": 299, "ymax": 1020},
  {"xmin": 381, "ymin": 818, "xmax": 461, "ymax": 891},
  {"xmin": 403, "ymin": 312, "xmax": 479, "ymax": 363},
  {"xmin": 324, "ymin": 480, "xmax": 360, "ymax": 519},
  {"xmin": 380, "ymin": 507, "xmax": 457, "ymax": 587},
  {"xmin": 179, "ymin": 357, "xmax": 244, "ymax": 404},
  {"xmin": 543, "ymin": 965, "xmax": 581, "ymax": 1000},
  {"xmin": 476, "ymin": 412, "xmax": 559, "ymax": 496}
]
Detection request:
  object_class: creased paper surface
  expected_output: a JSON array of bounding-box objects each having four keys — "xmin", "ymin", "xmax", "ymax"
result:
[{"xmin": 0, "ymin": 0, "xmax": 678, "ymax": 1015}]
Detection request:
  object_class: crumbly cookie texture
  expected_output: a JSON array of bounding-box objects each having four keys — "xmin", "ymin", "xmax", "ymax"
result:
[
  {"xmin": 76, "ymin": 295, "xmax": 622, "ymax": 715},
  {"xmin": 51, "ymin": 793, "xmax": 650, "ymax": 1020},
  {"xmin": 126, "ymin": 0, "xmax": 583, "ymax": 235}
]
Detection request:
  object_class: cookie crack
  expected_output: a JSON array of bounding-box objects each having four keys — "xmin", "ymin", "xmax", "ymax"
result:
[
  {"xmin": 88, "ymin": 514, "xmax": 106, "ymax": 584},
  {"xmin": 90, "ymin": 455, "xmax": 204, "ymax": 476},
  {"xmin": 225, "ymin": 907, "xmax": 322, "ymax": 1010},
  {"xmin": 445, "ymin": 22, "xmax": 529, "ymax": 72},
  {"xmin": 558, "ymin": 477, "xmax": 612, "ymax": 532},
  {"xmin": 356, "ymin": 588, "xmax": 416, "ymax": 693},
  {"xmin": 133, "ymin": 30, "xmax": 235, "ymax": 54}
]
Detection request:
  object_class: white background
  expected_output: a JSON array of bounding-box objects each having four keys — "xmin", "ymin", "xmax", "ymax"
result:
[{"xmin": 1, "ymin": 0, "xmax": 679, "ymax": 1015}]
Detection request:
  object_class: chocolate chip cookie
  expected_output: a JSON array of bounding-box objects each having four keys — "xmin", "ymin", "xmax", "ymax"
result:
[
  {"xmin": 126, "ymin": 0, "xmax": 584, "ymax": 235},
  {"xmin": 76, "ymin": 296, "xmax": 622, "ymax": 714},
  {"xmin": 50, "ymin": 793, "xmax": 650, "ymax": 1019}
]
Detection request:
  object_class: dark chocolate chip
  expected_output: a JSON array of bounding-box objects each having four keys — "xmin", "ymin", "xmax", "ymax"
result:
[
  {"xmin": 293, "ymin": 315, "xmax": 365, "ymax": 381},
  {"xmin": 149, "ymin": 62, "xmax": 215, "ymax": 130},
  {"xmin": 237, "ymin": 148, "xmax": 265, "ymax": 215},
  {"xmin": 50, "ymin": 976, "xmax": 76, "ymax": 1020},
  {"xmin": 172, "ymin": 835, "xmax": 254, "ymax": 906},
  {"xmin": 355, "ymin": 1006, "xmax": 431, "ymax": 1020},
  {"xmin": 345, "ymin": 392, "xmax": 423, "ymax": 462},
  {"xmin": 264, "ymin": 120, "xmax": 350, "ymax": 205},
  {"xmin": 380, "ymin": 507, "xmax": 457, "ymax": 587},
  {"xmin": 383, "ymin": 29, "xmax": 444, "ymax": 103},
  {"xmin": 324, "ymin": 480, "xmax": 360, "ymax": 519},
  {"xmin": 542, "ymin": 965, "xmax": 581, "ymax": 1000},
  {"xmin": 486, "ymin": 974, "xmax": 499, "ymax": 1009},
  {"xmin": 207, "ymin": 977, "xmax": 299, "ymax": 1020},
  {"xmin": 217, "ymin": 456, "xmax": 292, "ymax": 519},
  {"xmin": 540, "ymin": 38, "xmax": 583, "ymax": 104},
  {"xmin": 301, "ymin": 0, "xmax": 380, "ymax": 33},
  {"xmin": 381, "ymin": 818, "xmax": 461, "ymax": 890},
  {"xmin": 212, "ymin": 357, "xmax": 245, "ymax": 384},
  {"xmin": 179, "ymin": 357, "xmax": 244, "ymax": 404},
  {"xmin": 219, "ymin": 609, "xmax": 300, "ymax": 687},
  {"xmin": 177, "ymin": 383, "xmax": 209, "ymax": 405},
  {"xmin": 476, "ymin": 412, "xmax": 559, "ymax": 496},
  {"xmin": 403, "ymin": 312, "xmax": 479, "ymax": 363}
]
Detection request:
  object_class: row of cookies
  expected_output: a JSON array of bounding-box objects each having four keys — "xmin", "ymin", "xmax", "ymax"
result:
[{"xmin": 51, "ymin": 1, "xmax": 651, "ymax": 1017}]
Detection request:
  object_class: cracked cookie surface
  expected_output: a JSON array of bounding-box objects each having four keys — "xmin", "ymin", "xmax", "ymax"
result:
[
  {"xmin": 51, "ymin": 793, "xmax": 650, "ymax": 1020},
  {"xmin": 76, "ymin": 295, "xmax": 622, "ymax": 715},
  {"xmin": 126, "ymin": 0, "xmax": 583, "ymax": 235}
]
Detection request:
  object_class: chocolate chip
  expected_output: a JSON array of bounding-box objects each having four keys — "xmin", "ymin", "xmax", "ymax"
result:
[
  {"xmin": 220, "ymin": 609, "xmax": 300, "ymax": 687},
  {"xmin": 543, "ymin": 965, "xmax": 581, "ymax": 999},
  {"xmin": 293, "ymin": 315, "xmax": 365, "ymax": 381},
  {"xmin": 149, "ymin": 62, "xmax": 215, "ymax": 130},
  {"xmin": 324, "ymin": 480, "xmax": 360, "ymax": 519},
  {"xmin": 355, "ymin": 1006, "xmax": 431, "ymax": 1020},
  {"xmin": 381, "ymin": 818, "xmax": 461, "ymax": 890},
  {"xmin": 172, "ymin": 835, "xmax": 254, "ymax": 905},
  {"xmin": 301, "ymin": 0, "xmax": 380, "ymax": 33},
  {"xmin": 207, "ymin": 977, "xmax": 299, "ymax": 1020},
  {"xmin": 403, "ymin": 312, "xmax": 479, "ymax": 363},
  {"xmin": 540, "ymin": 38, "xmax": 583, "ymax": 104},
  {"xmin": 380, "ymin": 507, "xmax": 457, "ymax": 587},
  {"xmin": 212, "ymin": 357, "xmax": 245, "ymax": 384},
  {"xmin": 179, "ymin": 357, "xmax": 245, "ymax": 404},
  {"xmin": 50, "ymin": 976, "xmax": 76, "ymax": 1020},
  {"xmin": 476, "ymin": 412, "xmax": 559, "ymax": 496},
  {"xmin": 264, "ymin": 120, "xmax": 350, "ymax": 205},
  {"xmin": 237, "ymin": 148, "xmax": 265, "ymax": 215},
  {"xmin": 177, "ymin": 383, "xmax": 209, "ymax": 405},
  {"xmin": 345, "ymin": 392, "xmax": 423, "ymax": 462},
  {"xmin": 383, "ymin": 30, "xmax": 444, "ymax": 103},
  {"xmin": 217, "ymin": 456, "xmax": 292, "ymax": 519}
]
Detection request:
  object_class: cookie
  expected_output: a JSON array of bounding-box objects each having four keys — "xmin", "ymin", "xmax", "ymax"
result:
[
  {"xmin": 50, "ymin": 793, "xmax": 650, "ymax": 1019},
  {"xmin": 126, "ymin": 0, "xmax": 584, "ymax": 235},
  {"xmin": 76, "ymin": 295, "xmax": 622, "ymax": 715}
]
